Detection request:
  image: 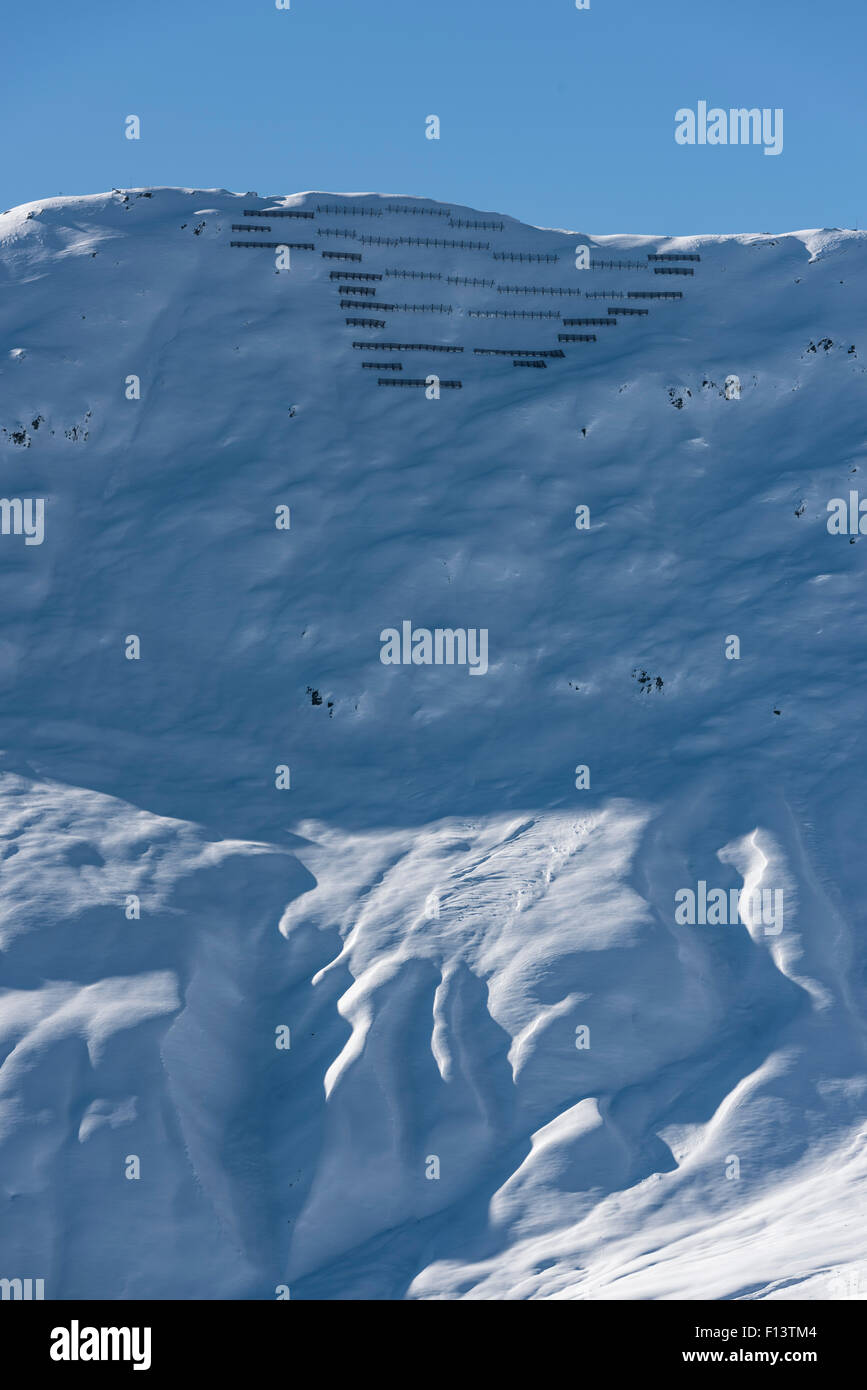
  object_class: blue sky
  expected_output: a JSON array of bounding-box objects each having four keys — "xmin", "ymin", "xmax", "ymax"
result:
[{"xmin": 3, "ymin": 0, "xmax": 865, "ymax": 233}]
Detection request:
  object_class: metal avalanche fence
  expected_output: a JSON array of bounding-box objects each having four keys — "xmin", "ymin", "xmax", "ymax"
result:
[{"xmin": 226, "ymin": 203, "xmax": 701, "ymax": 396}]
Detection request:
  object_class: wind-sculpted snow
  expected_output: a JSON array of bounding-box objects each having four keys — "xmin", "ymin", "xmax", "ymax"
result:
[
  {"xmin": 0, "ymin": 189, "xmax": 865, "ymax": 1299},
  {"xmin": 282, "ymin": 808, "xmax": 866, "ymax": 1298}
]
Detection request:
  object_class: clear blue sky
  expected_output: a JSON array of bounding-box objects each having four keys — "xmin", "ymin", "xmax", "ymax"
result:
[{"xmin": 3, "ymin": 0, "xmax": 865, "ymax": 234}]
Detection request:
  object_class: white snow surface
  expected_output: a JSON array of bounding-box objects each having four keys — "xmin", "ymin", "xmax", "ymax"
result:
[{"xmin": 0, "ymin": 187, "xmax": 865, "ymax": 1299}]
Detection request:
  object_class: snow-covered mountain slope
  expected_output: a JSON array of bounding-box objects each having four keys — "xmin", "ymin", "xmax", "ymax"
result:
[{"xmin": 0, "ymin": 188, "xmax": 865, "ymax": 1300}]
